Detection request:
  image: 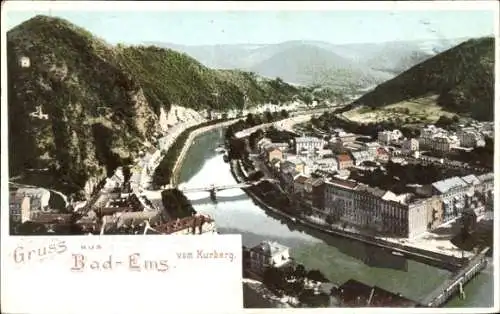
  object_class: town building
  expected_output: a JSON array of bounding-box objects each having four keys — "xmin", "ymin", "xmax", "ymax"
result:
[
  {"xmin": 336, "ymin": 154, "xmax": 354, "ymax": 170},
  {"xmin": 249, "ymin": 241, "xmax": 291, "ymax": 272},
  {"xmin": 423, "ymin": 196, "xmax": 445, "ymax": 230},
  {"xmin": 257, "ymin": 137, "xmax": 273, "ymax": 152},
  {"xmin": 279, "ymin": 163, "xmax": 301, "ymax": 194},
  {"xmin": 344, "ymin": 142, "xmax": 366, "ymax": 152},
  {"xmin": 431, "ymin": 177, "xmax": 469, "ymax": 222},
  {"xmin": 377, "ymin": 130, "xmax": 402, "ymax": 145},
  {"xmin": 323, "ymin": 178, "xmax": 358, "ymax": 221},
  {"xmin": 273, "ymin": 142, "xmax": 290, "ymax": 153},
  {"xmin": 317, "ymin": 148, "xmax": 334, "ymax": 158},
  {"xmin": 312, "ymin": 158, "xmax": 338, "ymax": 172},
  {"xmin": 402, "ymin": 138, "xmax": 419, "ymax": 153},
  {"xmin": 476, "ymin": 173, "xmax": 494, "ymax": 211},
  {"xmin": 431, "ymin": 135, "xmax": 459, "ymax": 152},
  {"xmin": 281, "ymin": 158, "xmax": 306, "ymax": 174},
  {"xmin": 324, "ymin": 179, "xmax": 430, "ymax": 238},
  {"xmin": 336, "ymin": 131, "xmax": 357, "ymax": 144},
  {"xmin": 350, "ymin": 150, "xmax": 374, "ymax": 166},
  {"xmin": 264, "ymin": 147, "xmax": 283, "ymax": 164},
  {"xmin": 303, "ymin": 177, "xmax": 325, "ymax": 210},
  {"xmin": 376, "ymin": 148, "xmax": 390, "ymax": 162},
  {"xmin": 457, "ymin": 128, "xmax": 485, "ymax": 148},
  {"xmin": 9, "ymin": 193, "xmax": 31, "ymax": 223},
  {"xmin": 15, "ymin": 188, "xmax": 51, "ymax": 212},
  {"xmin": 293, "ymin": 175, "xmax": 309, "ymax": 196},
  {"xmin": 419, "ymin": 125, "xmax": 448, "ymax": 148},
  {"xmin": 352, "ymin": 185, "xmax": 388, "ymax": 232},
  {"xmin": 19, "ymin": 56, "xmax": 31, "ymax": 68},
  {"xmin": 364, "ymin": 142, "xmax": 381, "ymax": 154},
  {"xmin": 295, "ymin": 136, "xmax": 325, "ymax": 155}
]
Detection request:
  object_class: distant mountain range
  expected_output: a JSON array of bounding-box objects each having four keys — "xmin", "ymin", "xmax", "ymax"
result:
[
  {"xmin": 146, "ymin": 37, "xmax": 471, "ymax": 89},
  {"xmin": 352, "ymin": 37, "xmax": 495, "ymax": 121}
]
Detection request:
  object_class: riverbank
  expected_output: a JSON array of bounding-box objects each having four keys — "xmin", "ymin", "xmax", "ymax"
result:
[
  {"xmin": 229, "ymin": 157, "xmax": 471, "ymax": 272},
  {"xmin": 170, "ymin": 119, "xmax": 238, "ymax": 185}
]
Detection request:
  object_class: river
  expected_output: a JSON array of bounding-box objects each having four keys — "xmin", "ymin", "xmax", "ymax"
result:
[{"xmin": 177, "ymin": 127, "xmax": 494, "ymax": 308}]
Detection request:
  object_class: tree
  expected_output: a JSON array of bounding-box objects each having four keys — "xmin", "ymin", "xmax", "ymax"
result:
[
  {"xmin": 122, "ymin": 165, "xmax": 132, "ymax": 183},
  {"xmin": 299, "ymin": 289, "xmax": 330, "ymax": 307},
  {"xmin": 245, "ymin": 113, "xmax": 255, "ymax": 126},
  {"xmin": 294, "ymin": 264, "xmax": 307, "ymax": 279},
  {"xmin": 280, "ymin": 109, "xmax": 289, "ymax": 119},
  {"xmin": 461, "ymin": 209, "xmax": 477, "ymax": 233},
  {"xmin": 263, "ymin": 267, "xmax": 286, "ymax": 291},
  {"xmin": 264, "ymin": 110, "xmax": 273, "ymax": 123},
  {"xmin": 306, "ymin": 269, "xmax": 329, "ymax": 283},
  {"xmin": 325, "ymin": 214, "xmax": 335, "ymax": 225}
]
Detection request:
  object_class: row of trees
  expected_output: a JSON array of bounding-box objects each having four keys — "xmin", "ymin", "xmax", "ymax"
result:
[{"xmin": 311, "ymin": 112, "xmax": 420, "ymax": 139}]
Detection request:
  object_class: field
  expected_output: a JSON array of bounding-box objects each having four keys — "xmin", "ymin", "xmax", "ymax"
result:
[{"xmin": 341, "ymin": 95, "xmax": 457, "ymax": 126}]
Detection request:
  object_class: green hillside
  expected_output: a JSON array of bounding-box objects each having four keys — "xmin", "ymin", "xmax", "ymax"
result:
[
  {"xmin": 353, "ymin": 37, "xmax": 495, "ymax": 121},
  {"xmin": 7, "ymin": 15, "xmax": 305, "ymax": 195}
]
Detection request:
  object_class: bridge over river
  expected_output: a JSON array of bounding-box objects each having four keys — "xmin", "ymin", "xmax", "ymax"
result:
[{"xmin": 178, "ymin": 178, "xmax": 278, "ymax": 194}]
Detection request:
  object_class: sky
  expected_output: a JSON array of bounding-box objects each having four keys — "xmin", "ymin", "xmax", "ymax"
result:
[{"xmin": 4, "ymin": 6, "xmax": 496, "ymax": 46}]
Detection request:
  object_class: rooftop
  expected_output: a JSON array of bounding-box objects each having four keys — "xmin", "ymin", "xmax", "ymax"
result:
[
  {"xmin": 432, "ymin": 177, "xmax": 468, "ymax": 194},
  {"xmin": 294, "ymin": 175, "xmax": 309, "ymax": 184},
  {"xmin": 381, "ymin": 191, "xmax": 409, "ymax": 204},
  {"xmin": 461, "ymin": 174, "xmax": 481, "ymax": 185},
  {"xmin": 336, "ymin": 154, "xmax": 352, "ymax": 162},
  {"xmin": 309, "ymin": 177, "xmax": 325, "ymax": 187},
  {"xmin": 251, "ymin": 241, "xmax": 289, "ymax": 257},
  {"xmin": 296, "ymin": 136, "xmax": 323, "ymax": 143},
  {"xmin": 477, "ymin": 172, "xmax": 494, "ymax": 182},
  {"xmin": 351, "ymin": 151, "xmax": 372, "ymax": 158},
  {"xmin": 327, "ymin": 178, "xmax": 358, "ymax": 190},
  {"xmin": 116, "ymin": 211, "xmax": 160, "ymax": 228},
  {"xmin": 285, "ymin": 158, "xmax": 305, "ymax": 166},
  {"xmin": 314, "ymin": 158, "xmax": 338, "ymax": 165},
  {"xmin": 377, "ymin": 147, "xmax": 389, "ymax": 155},
  {"xmin": 265, "ymin": 146, "xmax": 280, "ymax": 153},
  {"xmin": 356, "ymin": 185, "xmax": 387, "ymax": 198},
  {"xmin": 365, "ymin": 142, "xmax": 381, "ymax": 148}
]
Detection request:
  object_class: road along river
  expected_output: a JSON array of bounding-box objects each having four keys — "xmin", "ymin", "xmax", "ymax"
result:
[{"xmin": 176, "ymin": 127, "xmax": 494, "ymax": 308}]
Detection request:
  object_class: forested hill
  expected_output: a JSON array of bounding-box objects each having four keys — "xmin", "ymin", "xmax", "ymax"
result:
[
  {"xmin": 6, "ymin": 15, "xmax": 303, "ymax": 194},
  {"xmin": 352, "ymin": 37, "xmax": 495, "ymax": 121}
]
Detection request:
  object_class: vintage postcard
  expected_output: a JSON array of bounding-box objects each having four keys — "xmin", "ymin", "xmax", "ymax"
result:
[{"xmin": 1, "ymin": 1, "xmax": 498, "ymax": 314}]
